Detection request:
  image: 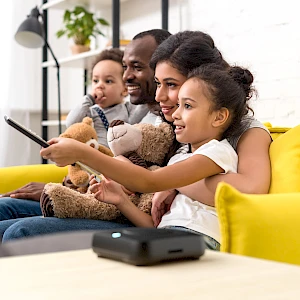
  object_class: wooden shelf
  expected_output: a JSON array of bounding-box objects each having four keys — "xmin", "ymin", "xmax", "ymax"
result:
[
  {"xmin": 42, "ymin": 39, "xmax": 130, "ymax": 69},
  {"xmin": 41, "ymin": 120, "xmax": 67, "ymax": 127},
  {"xmin": 42, "ymin": 0, "xmax": 128, "ymax": 10},
  {"xmin": 42, "ymin": 48, "xmax": 103, "ymax": 69}
]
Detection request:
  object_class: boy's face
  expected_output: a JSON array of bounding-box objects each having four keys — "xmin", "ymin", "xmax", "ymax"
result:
[
  {"xmin": 122, "ymin": 36, "xmax": 158, "ymax": 105},
  {"xmin": 91, "ymin": 60, "xmax": 127, "ymax": 109}
]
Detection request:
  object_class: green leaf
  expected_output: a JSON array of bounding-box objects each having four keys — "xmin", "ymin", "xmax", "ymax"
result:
[
  {"xmin": 98, "ymin": 18, "xmax": 109, "ymax": 26},
  {"xmin": 94, "ymin": 30, "xmax": 105, "ymax": 37},
  {"xmin": 56, "ymin": 30, "xmax": 66, "ymax": 38},
  {"xmin": 63, "ymin": 10, "xmax": 71, "ymax": 22}
]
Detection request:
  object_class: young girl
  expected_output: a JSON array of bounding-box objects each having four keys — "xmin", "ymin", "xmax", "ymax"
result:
[{"xmin": 40, "ymin": 63, "xmax": 255, "ymax": 250}]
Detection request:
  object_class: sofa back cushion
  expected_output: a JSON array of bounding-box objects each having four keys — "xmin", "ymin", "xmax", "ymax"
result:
[{"xmin": 267, "ymin": 124, "xmax": 300, "ymax": 193}]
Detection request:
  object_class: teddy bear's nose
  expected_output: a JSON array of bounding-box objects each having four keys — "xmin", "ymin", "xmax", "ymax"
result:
[
  {"xmin": 110, "ymin": 120, "xmax": 124, "ymax": 127},
  {"xmin": 86, "ymin": 139, "xmax": 99, "ymax": 149}
]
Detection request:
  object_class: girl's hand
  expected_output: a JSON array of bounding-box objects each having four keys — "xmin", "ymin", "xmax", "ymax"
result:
[
  {"xmin": 40, "ymin": 137, "xmax": 85, "ymax": 166},
  {"xmin": 90, "ymin": 177, "xmax": 129, "ymax": 206},
  {"xmin": 88, "ymin": 175, "xmax": 134, "ymax": 196},
  {"xmin": 151, "ymin": 190, "xmax": 177, "ymax": 227}
]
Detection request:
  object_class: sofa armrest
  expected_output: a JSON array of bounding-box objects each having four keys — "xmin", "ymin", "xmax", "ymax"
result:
[{"xmin": 0, "ymin": 164, "xmax": 68, "ymax": 194}]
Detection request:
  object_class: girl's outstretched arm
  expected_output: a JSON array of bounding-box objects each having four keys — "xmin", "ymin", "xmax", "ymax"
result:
[
  {"xmin": 40, "ymin": 137, "xmax": 223, "ymax": 193},
  {"xmin": 177, "ymin": 128, "xmax": 271, "ymax": 206}
]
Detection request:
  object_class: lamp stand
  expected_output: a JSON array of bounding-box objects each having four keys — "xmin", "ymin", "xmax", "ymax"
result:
[{"xmin": 44, "ymin": 39, "xmax": 62, "ymax": 134}]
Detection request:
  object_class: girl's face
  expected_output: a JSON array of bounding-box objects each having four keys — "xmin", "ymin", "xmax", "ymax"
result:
[
  {"xmin": 154, "ymin": 62, "xmax": 187, "ymax": 122},
  {"xmin": 172, "ymin": 78, "xmax": 219, "ymax": 152}
]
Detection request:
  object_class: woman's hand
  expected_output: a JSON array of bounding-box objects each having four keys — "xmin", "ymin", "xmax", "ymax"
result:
[
  {"xmin": 151, "ymin": 189, "xmax": 177, "ymax": 227},
  {"xmin": 40, "ymin": 137, "xmax": 86, "ymax": 166}
]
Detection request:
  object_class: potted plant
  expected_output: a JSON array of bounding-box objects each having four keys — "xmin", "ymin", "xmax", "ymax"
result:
[{"xmin": 56, "ymin": 6, "xmax": 109, "ymax": 54}]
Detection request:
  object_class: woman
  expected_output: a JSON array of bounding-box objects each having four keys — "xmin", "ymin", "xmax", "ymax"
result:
[{"xmin": 149, "ymin": 31, "xmax": 271, "ymax": 219}]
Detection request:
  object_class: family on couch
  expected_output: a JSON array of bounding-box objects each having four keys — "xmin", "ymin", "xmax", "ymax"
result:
[{"xmin": 0, "ymin": 29, "xmax": 272, "ymax": 250}]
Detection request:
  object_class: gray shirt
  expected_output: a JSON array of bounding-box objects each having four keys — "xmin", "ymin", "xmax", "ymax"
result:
[
  {"xmin": 66, "ymin": 95, "xmax": 149, "ymax": 147},
  {"xmin": 227, "ymin": 116, "xmax": 270, "ymax": 151}
]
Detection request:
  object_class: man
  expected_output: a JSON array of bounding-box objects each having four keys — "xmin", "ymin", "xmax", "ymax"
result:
[{"xmin": 0, "ymin": 29, "xmax": 171, "ymax": 241}]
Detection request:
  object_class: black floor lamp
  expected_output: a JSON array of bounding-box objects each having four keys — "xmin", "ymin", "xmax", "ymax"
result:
[{"xmin": 15, "ymin": 6, "xmax": 62, "ymax": 134}]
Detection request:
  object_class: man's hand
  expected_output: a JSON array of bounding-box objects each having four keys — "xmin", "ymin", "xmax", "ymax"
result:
[
  {"xmin": 151, "ymin": 190, "xmax": 177, "ymax": 227},
  {"xmin": 0, "ymin": 182, "xmax": 46, "ymax": 201}
]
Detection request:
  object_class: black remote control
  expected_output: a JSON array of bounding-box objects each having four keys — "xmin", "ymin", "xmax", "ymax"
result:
[
  {"xmin": 4, "ymin": 115, "xmax": 102, "ymax": 182},
  {"xmin": 4, "ymin": 115, "xmax": 49, "ymax": 148}
]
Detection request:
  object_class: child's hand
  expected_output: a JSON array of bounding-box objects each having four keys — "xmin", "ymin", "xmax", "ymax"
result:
[
  {"xmin": 89, "ymin": 177, "xmax": 129, "ymax": 206},
  {"xmin": 88, "ymin": 175, "xmax": 134, "ymax": 196},
  {"xmin": 40, "ymin": 137, "xmax": 86, "ymax": 166},
  {"xmin": 91, "ymin": 89, "xmax": 104, "ymax": 106},
  {"xmin": 151, "ymin": 190, "xmax": 177, "ymax": 227}
]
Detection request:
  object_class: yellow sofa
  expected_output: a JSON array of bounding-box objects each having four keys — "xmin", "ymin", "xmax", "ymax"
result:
[
  {"xmin": 0, "ymin": 164, "xmax": 68, "ymax": 194},
  {"xmin": 1, "ymin": 123, "xmax": 299, "ymax": 265},
  {"xmin": 216, "ymin": 123, "xmax": 300, "ymax": 265}
]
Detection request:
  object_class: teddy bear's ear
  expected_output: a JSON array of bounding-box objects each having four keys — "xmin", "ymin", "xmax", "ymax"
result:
[
  {"xmin": 82, "ymin": 117, "xmax": 93, "ymax": 127},
  {"xmin": 158, "ymin": 122, "xmax": 174, "ymax": 140},
  {"xmin": 60, "ymin": 133, "xmax": 71, "ymax": 138},
  {"xmin": 110, "ymin": 120, "xmax": 125, "ymax": 127}
]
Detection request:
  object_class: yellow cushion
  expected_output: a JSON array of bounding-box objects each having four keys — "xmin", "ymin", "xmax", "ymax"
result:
[
  {"xmin": 264, "ymin": 122, "xmax": 291, "ymax": 141},
  {"xmin": 215, "ymin": 182, "xmax": 300, "ymax": 265},
  {"xmin": 0, "ymin": 164, "xmax": 68, "ymax": 194},
  {"xmin": 269, "ymin": 124, "xmax": 300, "ymax": 193}
]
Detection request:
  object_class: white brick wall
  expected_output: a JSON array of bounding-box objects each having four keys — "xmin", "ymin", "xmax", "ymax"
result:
[
  {"xmin": 47, "ymin": 0, "xmax": 300, "ymax": 127},
  {"xmin": 121, "ymin": 0, "xmax": 300, "ymax": 127}
]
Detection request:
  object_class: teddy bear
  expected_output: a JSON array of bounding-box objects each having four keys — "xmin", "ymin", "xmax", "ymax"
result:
[
  {"xmin": 40, "ymin": 120, "xmax": 175, "ymax": 221},
  {"xmin": 59, "ymin": 116, "xmax": 113, "ymax": 193}
]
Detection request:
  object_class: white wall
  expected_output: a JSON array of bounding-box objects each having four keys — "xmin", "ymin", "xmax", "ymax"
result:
[
  {"xmin": 39, "ymin": 0, "xmax": 300, "ymax": 129},
  {"xmin": 119, "ymin": 0, "xmax": 300, "ymax": 127}
]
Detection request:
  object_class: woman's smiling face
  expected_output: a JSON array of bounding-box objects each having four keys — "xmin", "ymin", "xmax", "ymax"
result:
[{"xmin": 154, "ymin": 62, "xmax": 187, "ymax": 122}]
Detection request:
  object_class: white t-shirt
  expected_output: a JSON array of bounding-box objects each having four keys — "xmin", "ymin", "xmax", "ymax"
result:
[{"xmin": 158, "ymin": 139, "xmax": 238, "ymax": 243}]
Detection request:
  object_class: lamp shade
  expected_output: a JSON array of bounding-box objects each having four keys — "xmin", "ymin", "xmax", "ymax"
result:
[{"xmin": 15, "ymin": 7, "xmax": 44, "ymax": 48}]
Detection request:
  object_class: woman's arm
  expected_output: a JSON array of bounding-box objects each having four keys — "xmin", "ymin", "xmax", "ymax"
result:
[
  {"xmin": 178, "ymin": 128, "xmax": 272, "ymax": 206},
  {"xmin": 41, "ymin": 137, "xmax": 223, "ymax": 193}
]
